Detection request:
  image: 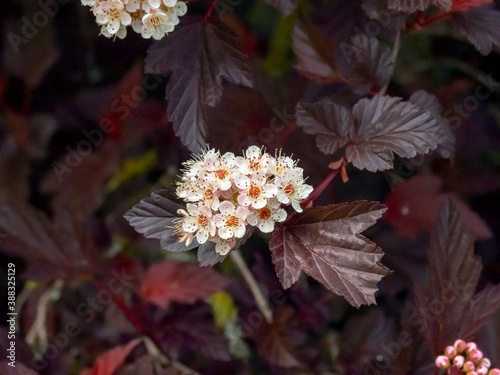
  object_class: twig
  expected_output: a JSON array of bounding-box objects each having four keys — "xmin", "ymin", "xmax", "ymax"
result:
[
  {"xmin": 204, "ymin": 0, "xmax": 219, "ymax": 22},
  {"xmin": 230, "ymin": 249, "xmax": 273, "ymax": 323},
  {"xmin": 300, "ymin": 167, "xmax": 340, "ymax": 209}
]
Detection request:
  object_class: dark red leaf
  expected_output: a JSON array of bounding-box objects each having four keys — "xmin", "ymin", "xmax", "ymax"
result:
[
  {"xmin": 297, "ymin": 95, "xmax": 444, "ymax": 172},
  {"xmin": 253, "ymin": 307, "xmax": 304, "ymax": 369},
  {"xmin": 292, "ymin": 18, "xmax": 347, "ymax": 84},
  {"xmin": 384, "ymin": 174, "xmax": 493, "ymax": 240},
  {"xmin": 269, "ymin": 201, "xmax": 390, "ymax": 307},
  {"xmin": 346, "ymin": 35, "xmax": 395, "ymax": 95},
  {"xmin": 451, "ymin": 0, "xmax": 493, "ymax": 12},
  {"xmin": 415, "ymin": 200, "xmax": 500, "ymax": 355},
  {"xmin": 139, "ymin": 260, "xmax": 229, "ymax": 307},
  {"xmin": 0, "ymin": 201, "xmax": 95, "ymax": 280},
  {"xmin": 160, "ymin": 304, "xmax": 231, "ymax": 361},
  {"xmin": 124, "ymin": 190, "xmax": 199, "ymax": 252},
  {"xmin": 0, "ymin": 361, "xmax": 39, "ymax": 375},
  {"xmin": 262, "ymin": 0, "xmax": 298, "ymax": 16},
  {"xmin": 80, "ymin": 339, "xmax": 141, "ymax": 375},
  {"xmin": 452, "ymin": 4, "xmax": 500, "ymax": 55},
  {"xmin": 145, "ymin": 17, "xmax": 253, "ymax": 153}
]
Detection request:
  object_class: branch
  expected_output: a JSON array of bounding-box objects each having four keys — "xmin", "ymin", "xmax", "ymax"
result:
[{"xmin": 230, "ymin": 249, "xmax": 274, "ymax": 323}]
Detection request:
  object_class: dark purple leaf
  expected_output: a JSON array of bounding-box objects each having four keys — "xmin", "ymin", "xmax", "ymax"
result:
[
  {"xmin": 197, "ymin": 241, "xmax": 227, "ymax": 266},
  {"xmin": 160, "ymin": 304, "xmax": 231, "ymax": 361},
  {"xmin": 262, "ymin": 0, "xmax": 298, "ymax": 16},
  {"xmin": 145, "ymin": 17, "xmax": 253, "ymax": 153},
  {"xmin": 0, "ymin": 201, "xmax": 95, "ymax": 280},
  {"xmin": 347, "ymin": 35, "xmax": 395, "ymax": 95},
  {"xmin": 0, "ymin": 361, "xmax": 39, "ymax": 375},
  {"xmin": 297, "ymin": 95, "xmax": 444, "ymax": 172},
  {"xmin": 292, "ymin": 18, "xmax": 347, "ymax": 84},
  {"xmin": 139, "ymin": 260, "xmax": 229, "ymax": 307},
  {"xmin": 408, "ymin": 90, "xmax": 455, "ymax": 159},
  {"xmin": 253, "ymin": 306, "xmax": 304, "ymax": 368},
  {"xmin": 452, "ymin": 4, "xmax": 500, "ymax": 55},
  {"xmin": 269, "ymin": 201, "xmax": 390, "ymax": 307},
  {"xmin": 415, "ymin": 200, "xmax": 500, "ymax": 355},
  {"xmin": 124, "ymin": 190, "xmax": 199, "ymax": 252}
]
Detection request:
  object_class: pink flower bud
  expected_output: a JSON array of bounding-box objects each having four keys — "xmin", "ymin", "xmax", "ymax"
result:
[
  {"xmin": 455, "ymin": 339, "xmax": 468, "ymax": 353},
  {"xmin": 467, "ymin": 372, "xmax": 479, "ymax": 375},
  {"xmin": 464, "ymin": 361, "xmax": 476, "ymax": 372},
  {"xmin": 454, "ymin": 355, "xmax": 465, "ymax": 368},
  {"xmin": 436, "ymin": 355, "xmax": 450, "ymax": 370},
  {"xmin": 469, "ymin": 349, "xmax": 484, "ymax": 364},
  {"xmin": 467, "ymin": 342, "xmax": 478, "ymax": 353},
  {"xmin": 480, "ymin": 358, "xmax": 492, "ymax": 368},
  {"xmin": 489, "ymin": 369, "xmax": 500, "ymax": 375},
  {"xmin": 446, "ymin": 345, "xmax": 458, "ymax": 358},
  {"xmin": 477, "ymin": 366, "xmax": 489, "ymax": 375}
]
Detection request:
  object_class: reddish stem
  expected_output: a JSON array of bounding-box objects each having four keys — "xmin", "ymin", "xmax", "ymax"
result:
[
  {"xmin": 204, "ymin": 0, "xmax": 218, "ymax": 22},
  {"xmin": 407, "ymin": 10, "xmax": 451, "ymax": 31},
  {"xmin": 301, "ymin": 167, "xmax": 339, "ymax": 209}
]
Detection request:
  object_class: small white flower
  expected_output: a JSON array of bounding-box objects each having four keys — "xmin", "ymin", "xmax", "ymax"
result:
[
  {"xmin": 82, "ymin": 0, "xmax": 98, "ymax": 7},
  {"xmin": 94, "ymin": 0, "xmax": 131, "ymax": 35},
  {"xmin": 142, "ymin": 11, "xmax": 174, "ymax": 40},
  {"xmin": 213, "ymin": 201, "xmax": 248, "ymax": 240},
  {"xmin": 126, "ymin": 0, "xmax": 160, "ymax": 12},
  {"xmin": 247, "ymin": 199, "xmax": 287, "ymax": 233},
  {"xmin": 214, "ymin": 237, "xmax": 235, "ymax": 256},
  {"xmin": 235, "ymin": 146, "xmax": 270, "ymax": 175},
  {"xmin": 237, "ymin": 171, "xmax": 278, "ymax": 209},
  {"xmin": 173, "ymin": 1, "xmax": 187, "ymax": 16},
  {"xmin": 275, "ymin": 169, "xmax": 313, "ymax": 213},
  {"xmin": 162, "ymin": 0, "xmax": 177, "ymax": 6},
  {"xmin": 179, "ymin": 203, "xmax": 216, "ymax": 244},
  {"xmin": 203, "ymin": 152, "xmax": 237, "ymax": 191}
]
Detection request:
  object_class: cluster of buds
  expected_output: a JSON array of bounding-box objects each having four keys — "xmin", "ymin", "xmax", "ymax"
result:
[
  {"xmin": 435, "ymin": 340, "xmax": 500, "ymax": 375},
  {"xmin": 173, "ymin": 146, "xmax": 313, "ymax": 255},
  {"xmin": 80, "ymin": 0, "xmax": 187, "ymax": 40}
]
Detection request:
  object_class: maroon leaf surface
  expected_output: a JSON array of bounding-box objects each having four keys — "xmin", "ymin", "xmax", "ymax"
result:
[
  {"xmin": 452, "ymin": 4, "xmax": 500, "ymax": 55},
  {"xmin": 292, "ymin": 18, "xmax": 346, "ymax": 84},
  {"xmin": 145, "ymin": 17, "xmax": 253, "ymax": 153},
  {"xmin": 80, "ymin": 339, "xmax": 141, "ymax": 375},
  {"xmin": 262, "ymin": 0, "xmax": 298, "ymax": 16},
  {"xmin": 414, "ymin": 200, "xmax": 500, "ymax": 355},
  {"xmin": 139, "ymin": 260, "xmax": 229, "ymax": 307},
  {"xmin": 124, "ymin": 190, "xmax": 199, "ymax": 252},
  {"xmin": 0, "ymin": 201, "xmax": 95, "ymax": 280},
  {"xmin": 297, "ymin": 95, "xmax": 444, "ymax": 172},
  {"xmin": 346, "ymin": 35, "xmax": 395, "ymax": 96},
  {"xmin": 269, "ymin": 201, "xmax": 390, "ymax": 307}
]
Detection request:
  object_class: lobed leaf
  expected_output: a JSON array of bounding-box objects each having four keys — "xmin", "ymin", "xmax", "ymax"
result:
[
  {"xmin": 269, "ymin": 201, "xmax": 389, "ymax": 308},
  {"xmin": 139, "ymin": 260, "xmax": 229, "ymax": 307},
  {"xmin": 297, "ymin": 95, "xmax": 444, "ymax": 172},
  {"xmin": 388, "ymin": 0, "xmax": 452, "ymax": 12},
  {"xmin": 452, "ymin": 4, "xmax": 500, "ymax": 56},
  {"xmin": 80, "ymin": 339, "xmax": 141, "ymax": 375},
  {"xmin": 145, "ymin": 17, "xmax": 253, "ymax": 153}
]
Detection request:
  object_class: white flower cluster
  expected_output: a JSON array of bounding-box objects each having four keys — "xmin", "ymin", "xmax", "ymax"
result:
[
  {"xmin": 174, "ymin": 146, "xmax": 313, "ymax": 255},
  {"xmin": 81, "ymin": 0, "xmax": 187, "ymax": 40}
]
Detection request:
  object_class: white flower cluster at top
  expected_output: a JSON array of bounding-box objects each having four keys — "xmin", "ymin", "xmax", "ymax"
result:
[
  {"xmin": 174, "ymin": 146, "xmax": 314, "ymax": 256},
  {"xmin": 81, "ymin": 0, "xmax": 187, "ymax": 40}
]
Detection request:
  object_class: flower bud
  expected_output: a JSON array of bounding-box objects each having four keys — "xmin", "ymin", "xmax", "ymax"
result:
[
  {"xmin": 453, "ymin": 355, "xmax": 465, "ymax": 368},
  {"xmin": 464, "ymin": 361, "xmax": 476, "ymax": 372},
  {"xmin": 480, "ymin": 358, "xmax": 492, "ymax": 368},
  {"xmin": 467, "ymin": 342, "xmax": 478, "ymax": 353},
  {"xmin": 477, "ymin": 366, "xmax": 489, "ymax": 375},
  {"xmin": 489, "ymin": 369, "xmax": 500, "ymax": 375},
  {"xmin": 467, "ymin": 372, "xmax": 479, "ymax": 375},
  {"xmin": 445, "ymin": 345, "xmax": 457, "ymax": 358},
  {"xmin": 435, "ymin": 355, "xmax": 450, "ymax": 370},
  {"xmin": 454, "ymin": 339, "xmax": 467, "ymax": 353},
  {"xmin": 469, "ymin": 349, "xmax": 484, "ymax": 364}
]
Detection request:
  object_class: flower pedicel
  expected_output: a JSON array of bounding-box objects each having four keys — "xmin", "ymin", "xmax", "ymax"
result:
[{"xmin": 173, "ymin": 146, "xmax": 313, "ymax": 255}]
